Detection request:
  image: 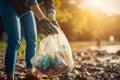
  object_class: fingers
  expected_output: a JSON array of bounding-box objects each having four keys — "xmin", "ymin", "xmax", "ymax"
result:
[
  {"xmin": 51, "ymin": 21, "xmax": 60, "ymax": 27},
  {"xmin": 52, "ymin": 27, "xmax": 58, "ymax": 34},
  {"xmin": 39, "ymin": 18, "xmax": 58, "ymax": 35},
  {"xmin": 47, "ymin": 23, "xmax": 58, "ymax": 35}
]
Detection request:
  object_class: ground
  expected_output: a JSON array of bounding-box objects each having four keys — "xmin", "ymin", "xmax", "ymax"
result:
[{"xmin": 0, "ymin": 48, "xmax": 120, "ymax": 80}]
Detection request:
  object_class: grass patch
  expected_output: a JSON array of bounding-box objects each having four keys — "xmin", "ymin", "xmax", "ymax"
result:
[
  {"xmin": 1, "ymin": 39, "xmax": 120, "ymax": 54},
  {"xmin": 0, "ymin": 40, "xmax": 7, "ymax": 53},
  {"xmin": 70, "ymin": 41, "xmax": 120, "ymax": 49}
]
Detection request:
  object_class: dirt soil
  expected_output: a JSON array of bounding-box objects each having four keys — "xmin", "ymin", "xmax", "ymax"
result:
[{"xmin": 0, "ymin": 49, "xmax": 120, "ymax": 80}]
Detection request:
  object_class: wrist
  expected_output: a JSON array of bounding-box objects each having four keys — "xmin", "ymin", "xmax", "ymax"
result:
[
  {"xmin": 38, "ymin": 16, "xmax": 46, "ymax": 21},
  {"xmin": 47, "ymin": 13, "xmax": 56, "ymax": 21},
  {"xmin": 39, "ymin": 18, "xmax": 50, "ymax": 23}
]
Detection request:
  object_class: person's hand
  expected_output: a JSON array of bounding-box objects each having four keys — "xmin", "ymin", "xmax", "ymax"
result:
[
  {"xmin": 51, "ymin": 21, "xmax": 60, "ymax": 27},
  {"xmin": 39, "ymin": 18, "xmax": 58, "ymax": 35}
]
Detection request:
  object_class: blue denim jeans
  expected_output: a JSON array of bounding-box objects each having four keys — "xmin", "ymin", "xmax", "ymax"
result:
[{"xmin": 0, "ymin": 0, "xmax": 37, "ymax": 74}]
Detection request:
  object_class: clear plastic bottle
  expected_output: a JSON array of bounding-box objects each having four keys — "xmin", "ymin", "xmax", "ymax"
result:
[
  {"xmin": 60, "ymin": 44, "xmax": 69, "ymax": 63},
  {"xmin": 41, "ymin": 56, "xmax": 50, "ymax": 69}
]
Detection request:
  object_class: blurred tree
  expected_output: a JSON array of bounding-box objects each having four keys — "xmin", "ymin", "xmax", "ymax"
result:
[
  {"xmin": 1, "ymin": 0, "xmax": 119, "ymax": 41},
  {"xmin": 53, "ymin": 0, "xmax": 120, "ymax": 41},
  {"xmin": 0, "ymin": 0, "xmax": 120, "ymax": 41}
]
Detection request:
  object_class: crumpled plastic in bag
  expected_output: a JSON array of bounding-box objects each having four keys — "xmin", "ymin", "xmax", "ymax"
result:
[{"xmin": 31, "ymin": 27, "xmax": 74, "ymax": 76}]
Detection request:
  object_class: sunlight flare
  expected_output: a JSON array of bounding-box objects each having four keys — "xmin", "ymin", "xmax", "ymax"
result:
[{"xmin": 91, "ymin": 0, "xmax": 99, "ymax": 6}]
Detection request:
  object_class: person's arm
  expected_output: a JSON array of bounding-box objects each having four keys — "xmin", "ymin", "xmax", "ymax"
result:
[
  {"xmin": 29, "ymin": 0, "xmax": 56, "ymax": 21},
  {"xmin": 29, "ymin": 0, "xmax": 58, "ymax": 35},
  {"xmin": 44, "ymin": 0, "xmax": 60, "ymax": 27},
  {"xmin": 47, "ymin": 13, "xmax": 56, "ymax": 21},
  {"xmin": 44, "ymin": 0, "xmax": 56, "ymax": 21},
  {"xmin": 29, "ymin": 1, "xmax": 58, "ymax": 35},
  {"xmin": 30, "ymin": 5, "xmax": 46, "ymax": 21}
]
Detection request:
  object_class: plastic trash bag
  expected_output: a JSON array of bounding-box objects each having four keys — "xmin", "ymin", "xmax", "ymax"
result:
[{"xmin": 31, "ymin": 27, "xmax": 74, "ymax": 76}]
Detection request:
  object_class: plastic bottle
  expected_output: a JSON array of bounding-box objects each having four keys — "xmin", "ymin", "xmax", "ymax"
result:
[
  {"xmin": 41, "ymin": 56, "xmax": 50, "ymax": 69},
  {"xmin": 61, "ymin": 44, "xmax": 66, "ymax": 49},
  {"xmin": 60, "ymin": 44, "xmax": 68, "ymax": 63}
]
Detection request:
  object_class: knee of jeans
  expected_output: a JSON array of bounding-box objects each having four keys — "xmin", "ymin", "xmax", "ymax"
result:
[
  {"xmin": 8, "ymin": 38, "xmax": 21, "ymax": 49},
  {"xmin": 26, "ymin": 39, "xmax": 37, "ymax": 48}
]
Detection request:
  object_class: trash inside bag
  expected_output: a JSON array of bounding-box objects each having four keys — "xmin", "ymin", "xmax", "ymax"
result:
[{"xmin": 31, "ymin": 27, "xmax": 74, "ymax": 76}]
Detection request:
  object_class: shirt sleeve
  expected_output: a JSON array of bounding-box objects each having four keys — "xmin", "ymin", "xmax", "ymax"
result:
[
  {"xmin": 28, "ymin": 0, "xmax": 38, "ymax": 6},
  {"xmin": 44, "ymin": 0, "xmax": 56, "ymax": 14}
]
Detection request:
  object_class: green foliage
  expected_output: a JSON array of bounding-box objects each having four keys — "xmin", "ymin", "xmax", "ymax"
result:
[
  {"xmin": 51, "ymin": 0, "xmax": 120, "ymax": 41},
  {"xmin": 0, "ymin": 0, "xmax": 120, "ymax": 42},
  {"xmin": 0, "ymin": 40, "xmax": 7, "ymax": 53}
]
